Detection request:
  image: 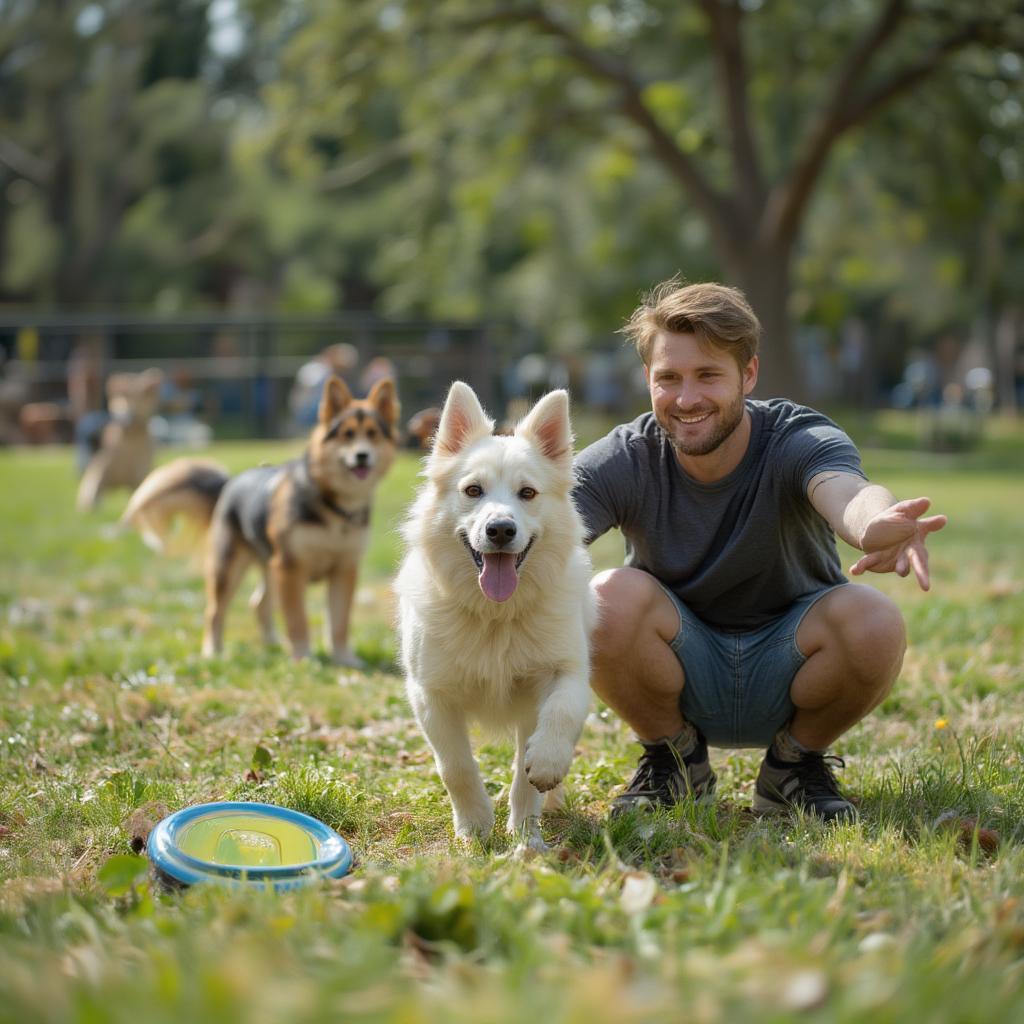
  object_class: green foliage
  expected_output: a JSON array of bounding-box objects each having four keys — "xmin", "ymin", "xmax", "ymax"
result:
[
  {"xmin": 246, "ymin": 0, "xmax": 1024, "ymax": 376},
  {"xmin": 2, "ymin": 0, "xmax": 1021, "ymax": 392},
  {"xmin": 0, "ymin": 0, "xmax": 261, "ymax": 307},
  {"xmin": 96, "ymin": 855, "xmax": 149, "ymax": 897}
]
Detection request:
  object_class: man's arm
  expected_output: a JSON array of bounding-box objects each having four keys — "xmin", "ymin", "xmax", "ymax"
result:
[
  {"xmin": 807, "ymin": 471, "xmax": 948, "ymax": 591},
  {"xmin": 572, "ymin": 429, "xmax": 637, "ymax": 545}
]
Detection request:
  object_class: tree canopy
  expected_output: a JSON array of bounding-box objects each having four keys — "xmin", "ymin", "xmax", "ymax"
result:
[{"xmin": 1, "ymin": 0, "xmax": 1021, "ymax": 402}]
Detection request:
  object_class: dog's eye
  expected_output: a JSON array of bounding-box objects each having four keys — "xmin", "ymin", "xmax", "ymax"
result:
[
  {"xmin": 366, "ymin": 428, "xmax": 377, "ymax": 440},
  {"xmin": 464, "ymin": 484, "xmax": 483, "ymax": 498},
  {"xmin": 344, "ymin": 428, "xmax": 356, "ymax": 440},
  {"xmin": 519, "ymin": 487, "xmax": 537, "ymax": 501}
]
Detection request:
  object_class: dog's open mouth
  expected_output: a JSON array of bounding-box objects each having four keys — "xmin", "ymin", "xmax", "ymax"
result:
[
  {"xmin": 349, "ymin": 464, "xmax": 371, "ymax": 480},
  {"xmin": 460, "ymin": 533, "xmax": 534, "ymax": 603}
]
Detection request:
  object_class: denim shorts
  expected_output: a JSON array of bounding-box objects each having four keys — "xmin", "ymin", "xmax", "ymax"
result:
[{"xmin": 659, "ymin": 582, "xmax": 847, "ymax": 748}]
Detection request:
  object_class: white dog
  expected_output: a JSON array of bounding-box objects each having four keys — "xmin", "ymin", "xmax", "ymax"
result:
[{"xmin": 396, "ymin": 382, "xmax": 596, "ymax": 849}]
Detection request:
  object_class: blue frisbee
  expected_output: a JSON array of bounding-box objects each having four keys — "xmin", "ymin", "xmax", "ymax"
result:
[{"xmin": 147, "ymin": 801, "xmax": 353, "ymax": 890}]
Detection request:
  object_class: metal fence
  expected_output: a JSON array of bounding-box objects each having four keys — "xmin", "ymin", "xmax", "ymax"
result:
[{"xmin": 0, "ymin": 313, "xmax": 534, "ymax": 438}]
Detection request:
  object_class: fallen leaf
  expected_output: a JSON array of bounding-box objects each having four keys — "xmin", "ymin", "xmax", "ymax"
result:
[
  {"xmin": 121, "ymin": 802, "xmax": 170, "ymax": 854},
  {"xmin": 935, "ymin": 811, "xmax": 1000, "ymax": 854}
]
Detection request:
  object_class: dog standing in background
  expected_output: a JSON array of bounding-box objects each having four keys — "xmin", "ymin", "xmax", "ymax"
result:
[
  {"xmin": 395, "ymin": 382, "xmax": 595, "ymax": 850},
  {"xmin": 77, "ymin": 369, "xmax": 163, "ymax": 511},
  {"xmin": 122, "ymin": 376, "xmax": 399, "ymax": 666}
]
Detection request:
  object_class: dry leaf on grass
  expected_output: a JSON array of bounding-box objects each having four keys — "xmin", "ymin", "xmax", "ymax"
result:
[
  {"xmin": 121, "ymin": 802, "xmax": 171, "ymax": 854},
  {"xmin": 934, "ymin": 810, "xmax": 1000, "ymax": 854}
]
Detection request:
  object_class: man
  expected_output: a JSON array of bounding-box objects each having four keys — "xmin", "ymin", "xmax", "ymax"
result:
[{"xmin": 573, "ymin": 279, "xmax": 946, "ymax": 822}]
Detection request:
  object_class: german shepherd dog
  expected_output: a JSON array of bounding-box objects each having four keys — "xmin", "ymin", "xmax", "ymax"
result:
[{"xmin": 122, "ymin": 377, "xmax": 399, "ymax": 665}]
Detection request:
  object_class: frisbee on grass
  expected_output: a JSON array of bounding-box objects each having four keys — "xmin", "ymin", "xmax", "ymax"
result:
[{"xmin": 147, "ymin": 801, "xmax": 353, "ymax": 890}]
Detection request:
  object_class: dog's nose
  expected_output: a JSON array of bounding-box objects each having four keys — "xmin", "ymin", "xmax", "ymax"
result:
[
  {"xmin": 485, "ymin": 519, "xmax": 517, "ymax": 547},
  {"xmin": 355, "ymin": 451, "xmax": 370, "ymax": 465}
]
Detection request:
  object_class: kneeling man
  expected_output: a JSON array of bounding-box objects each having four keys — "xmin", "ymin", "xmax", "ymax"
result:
[{"xmin": 574, "ymin": 278, "xmax": 947, "ymax": 822}]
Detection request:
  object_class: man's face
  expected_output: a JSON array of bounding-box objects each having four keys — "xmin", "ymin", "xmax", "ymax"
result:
[{"xmin": 645, "ymin": 331, "xmax": 758, "ymax": 457}]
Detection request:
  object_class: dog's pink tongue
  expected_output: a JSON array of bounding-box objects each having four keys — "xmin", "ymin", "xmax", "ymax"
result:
[{"xmin": 479, "ymin": 553, "xmax": 519, "ymax": 602}]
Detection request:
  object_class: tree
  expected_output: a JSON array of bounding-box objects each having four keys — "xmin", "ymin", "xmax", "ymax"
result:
[
  {"xmin": 0, "ymin": 0, "xmax": 255, "ymax": 308},
  {"xmin": 798, "ymin": 43, "xmax": 1024, "ymax": 408},
  {"xmin": 262, "ymin": 0, "xmax": 1023, "ymax": 398}
]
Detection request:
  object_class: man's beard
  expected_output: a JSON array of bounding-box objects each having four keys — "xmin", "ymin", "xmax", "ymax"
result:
[{"xmin": 662, "ymin": 389, "xmax": 746, "ymax": 457}]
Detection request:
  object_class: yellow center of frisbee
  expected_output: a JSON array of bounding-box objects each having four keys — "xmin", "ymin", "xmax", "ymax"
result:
[{"xmin": 176, "ymin": 812, "xmax": 320, "ymax": 868}]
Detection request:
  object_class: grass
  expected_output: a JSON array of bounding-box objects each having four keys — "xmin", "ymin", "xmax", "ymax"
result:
[{"xmin": 1, "ymin": 415, "xmax": 1023, "ymax": 1023}]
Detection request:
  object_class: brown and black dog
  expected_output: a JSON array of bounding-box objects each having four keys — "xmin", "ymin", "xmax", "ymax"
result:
[{"xmin": 122, "ymin": 376, "xmax": 399, "ymax": 665}]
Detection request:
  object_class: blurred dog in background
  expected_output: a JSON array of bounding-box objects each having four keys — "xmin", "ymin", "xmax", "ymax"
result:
[{"xmin": 76, "ymin": 368, "xmax": 163, "ymax": 512}]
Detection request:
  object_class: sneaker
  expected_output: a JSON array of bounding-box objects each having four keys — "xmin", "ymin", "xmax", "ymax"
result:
[
  {"xmin": 753, "ymin": 747, "xmax": 858, "ymax": 823},
  {"xmin": 611, "ymin": 731, "xmax": 717, "ymax": 815}
]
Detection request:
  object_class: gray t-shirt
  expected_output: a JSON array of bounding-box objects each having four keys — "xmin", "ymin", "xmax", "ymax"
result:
[{"xmin": 573, "ymin": 399, "xmax": 865, "ymax": 629}]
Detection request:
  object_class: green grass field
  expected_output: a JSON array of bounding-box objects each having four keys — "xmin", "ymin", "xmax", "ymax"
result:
[{"xmin": 1, "ymin": 417, "xmax": 1023, "ymax": 1023}]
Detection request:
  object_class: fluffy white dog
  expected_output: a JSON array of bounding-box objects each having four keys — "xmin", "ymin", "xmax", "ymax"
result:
[{"xmin": 396, "ymin": 382, "xmax": 596, "ymax": 849}]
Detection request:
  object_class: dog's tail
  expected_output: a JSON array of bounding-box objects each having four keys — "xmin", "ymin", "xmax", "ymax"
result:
[{"xmin": 121, "ymin": 458, "xmax": 229, "ymax": 556}]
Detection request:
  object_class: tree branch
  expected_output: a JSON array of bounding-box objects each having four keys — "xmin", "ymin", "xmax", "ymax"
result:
[
  {"xmin": 838, "ymin": 18, "xmax": 999, "ymax": 133},
  {"xmin": 762, "ymin": 4, "xmax": 1002, "ymax": 248},
  {"xmin": 696, "ymin": 0, "xmax": 764, "ymax": 209},
  {"xmin": 761, "ymin": 0, "xmax": 909, "ymax": 247},
  {"xmin": 453, "ymin": 5, "xmax": 741, "ymax": 261},
  {"xmin": 0, "ymin": 136, "xmax": 51, "ymax": 185},
  {"xmin": 318, "ymin": 134, "xmax": 424, "ymax": 192}
]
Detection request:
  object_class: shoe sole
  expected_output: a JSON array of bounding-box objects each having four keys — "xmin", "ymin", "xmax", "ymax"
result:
[{"xmin": 752, "ymin": 790, "xmax": 858, "ymax": 822}]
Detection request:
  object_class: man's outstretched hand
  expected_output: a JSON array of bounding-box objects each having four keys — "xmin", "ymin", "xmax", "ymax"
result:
[{"xmin": 850, "ymin": 497, "xmax": 947, "ymax": 591}]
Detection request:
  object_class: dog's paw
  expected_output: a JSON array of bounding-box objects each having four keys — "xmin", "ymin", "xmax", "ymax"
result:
[
  {"xmin": 513, "ymin": 836, "xmax": 548, "ymax": 859},
  {"xmin": 453, "ymin": 816, "xmax": 494, "ymax": 843},
  {"xmin": 452, "ymin": 800, "xmax": 495, "ymax": 841},
  {"xmin": 332, "ymin": 648, "xmax": 366, "ymax": 670},
  {"xmin": 524, "ymin": 740, "xmax": 573, "ymax": 793},
  {"xmin": 510, "ymin": 815, "xmax": 548, "ymax": 856}
]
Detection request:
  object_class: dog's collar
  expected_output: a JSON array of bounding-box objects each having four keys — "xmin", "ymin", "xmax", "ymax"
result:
[
  {"xmin": 321, "ymin": 496, "xmax": 370, "ymax": 526},
  {"xmin": 298, "ymin": 451, "xmax": 371, "ymax": 526}
]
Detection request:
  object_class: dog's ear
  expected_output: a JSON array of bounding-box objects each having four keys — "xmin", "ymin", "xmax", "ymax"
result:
[
  {"xmin": 106, "ymin": 373, "xmax": 132, "ymax": 400},
  {"xmin": 367, "ymin": 377, "xmax": 400, "ymax": 432},
  {"xmin": 138, "ymin": 368, "xmax": 163, "ymax": 397},
  {"xmin": 319, "ymin": 375, "xmax": 352, "ymax": 426},
  {"xmin": 516, "ymin": 390, "xmax": 573, "ymax": 464},
  {"xmin": 434, "ymin": 381, "xmax": 493, "ymax": 457}
]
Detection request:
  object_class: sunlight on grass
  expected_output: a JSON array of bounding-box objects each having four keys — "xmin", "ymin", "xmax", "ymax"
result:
[{"xmin": 1, "ymin": 422, "xmax": 1023, "ymax": 1022}]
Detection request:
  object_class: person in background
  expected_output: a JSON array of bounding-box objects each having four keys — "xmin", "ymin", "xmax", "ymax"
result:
[{"xmin": 290, "ymin": 343, "xmax": 359, "ymax": 431}]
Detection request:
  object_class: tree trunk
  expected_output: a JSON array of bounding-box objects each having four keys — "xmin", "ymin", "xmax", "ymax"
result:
[
  {"xmin": 726, "ymin": 240, "xmax": 806, "ymax": 404},
  {"xmin": 995, "ymin": 306, "xmax": 1020, "ymax": 417}
]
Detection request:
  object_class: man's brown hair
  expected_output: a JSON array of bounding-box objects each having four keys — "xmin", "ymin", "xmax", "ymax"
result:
[{"xmin": 621, "ymin": 277, "xmax": 761, "ymax": 369}]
